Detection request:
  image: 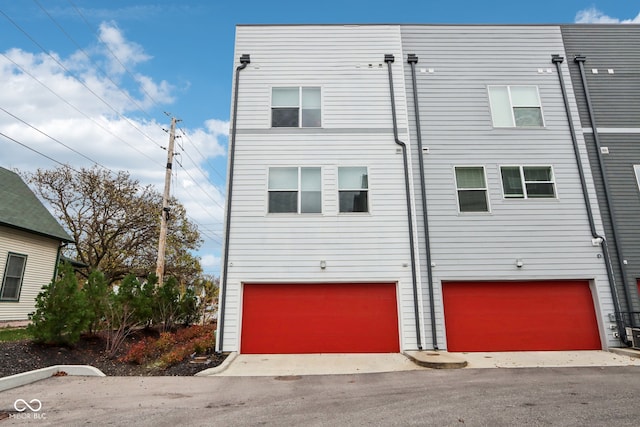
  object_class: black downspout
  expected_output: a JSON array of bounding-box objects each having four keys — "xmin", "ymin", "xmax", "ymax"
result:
[
  {"xmin": 52, "ymin": 242, "xmax": 65, "ymax": 282},
  {"xmin": 217, "ymin": 54, "xmax": 250, "ymax": 353},
  {"xmin": 407, "ymin": 54, "xmax": 438, "ymax": 350},
  {"xmin": 385, "ymin": 54, "xmax": 423, "ymax": 350},
  {"xmin": 552, "ymin": 55, "xmax": 629, "ymax": 345},
  {"xmin": 574, "ymin": 55, "xmax": 636, "ymax": 327}
]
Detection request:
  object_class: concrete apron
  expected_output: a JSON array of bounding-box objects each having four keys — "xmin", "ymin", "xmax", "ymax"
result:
[{"xmin": 199, "ymin": 350, "xmax": 640, "ymax": 377}]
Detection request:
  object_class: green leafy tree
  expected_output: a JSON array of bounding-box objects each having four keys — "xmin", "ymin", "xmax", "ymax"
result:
[
  {"xmin": 104, "ymin": 273, "xmax": 156, "ymax": 357},
  {"xmin": 28, "ymin": 263, "xmax": 90, "ymax": 345},
  {"xmin": 83, "ymin": 270, "xmax": 109, "ymax": 335}
]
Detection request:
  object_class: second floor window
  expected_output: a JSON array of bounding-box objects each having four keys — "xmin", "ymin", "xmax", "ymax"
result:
[
  {"xmin": 268, "ymin": 167, "xmax": 321, "ymax": 213},
  {"xmin": 272, "ymin": 87, "xmax": 321, "ymax": 128},
  {"xmin": 338, "ymin": 167, "xmax": 369, "ymax": 213},
  {"xmin": 488, "ymin": 85, "xmax": 544, "ymax": 127},
  {"xmin": 501, "ymin": 166, "xmax": 556, "ymax": 199},
  {"xmin": 455, "ymin": 166, "xmax": 489, "ymax": 213}
]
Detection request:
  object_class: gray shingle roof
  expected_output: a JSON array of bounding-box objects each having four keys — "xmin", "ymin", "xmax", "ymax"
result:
[{"xmin": 0, "ymin": 167, "xmax": 72, "ymax": 242}]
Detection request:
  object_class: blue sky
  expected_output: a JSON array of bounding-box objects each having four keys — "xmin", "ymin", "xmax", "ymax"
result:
[{"xmin": 1, "ymin": 1, "xmax": 638, "ymax": 276}]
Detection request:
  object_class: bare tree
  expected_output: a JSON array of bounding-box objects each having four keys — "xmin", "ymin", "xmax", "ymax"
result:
[{"xmin": 27, "ymin": 166, "xmax": 202, "ymax": 285}]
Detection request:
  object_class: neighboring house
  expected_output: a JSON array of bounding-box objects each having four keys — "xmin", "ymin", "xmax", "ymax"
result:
[
  {"xmin": 217, "ymin": 24, "xmax": 639, "ymax": 354},
  {"xmin": 561, "ymin": 25, "xmax": 640, "ymax": 337},
  {"xmin": 0, "ymin": 167, "xmax": 73, "ymax": 322}
]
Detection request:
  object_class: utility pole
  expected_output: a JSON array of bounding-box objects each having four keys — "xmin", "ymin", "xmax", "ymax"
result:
[{"xmin": 156, "ymin": 116, "xmax": 178, "ymax": 285}]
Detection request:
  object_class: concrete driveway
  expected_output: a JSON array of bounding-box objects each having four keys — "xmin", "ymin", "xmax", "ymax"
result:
[{"xmin": 199, "ymin": 350, "xmax": 640, "ymax": 376}]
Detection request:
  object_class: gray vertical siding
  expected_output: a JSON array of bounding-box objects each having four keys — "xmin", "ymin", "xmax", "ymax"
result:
[
  {"xmin": 561, "ymin": 25, "xmax": 640, "ymax": 314},
  {"xmin": 400, "ymin": 25, "xmax": 616, "ymax": 349}
]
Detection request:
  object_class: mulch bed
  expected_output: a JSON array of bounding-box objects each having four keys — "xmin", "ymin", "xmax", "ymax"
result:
[{"xmin": 0, "ymin": 329, "xmax": 227, "ymax": 377}]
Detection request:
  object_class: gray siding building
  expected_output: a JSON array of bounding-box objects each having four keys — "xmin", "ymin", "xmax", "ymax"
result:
[
  {"xmin": 561, "ymin": 26, "xmax": 640, "ymax": 329},
  {"xmin": 217, "ymin": 24, "xmax": 640, "ymax": 354}
]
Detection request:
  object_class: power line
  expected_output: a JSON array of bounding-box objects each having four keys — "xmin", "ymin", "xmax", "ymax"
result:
[
  {"xmin": 33, "ymin": 0, "xmax": 165, "ymax": 144},
  {"xmin": 174, "ymin": 157, "xmax": 226, "ymax": 211},
  {"xmin": 67, "ymin": 0, "xmax": 164, "ymax": 109},
  {"xmin": 177, "ymin": 126, "xmax": 227, "ymax": 184},
  {"xmin": 0, "ymin": 52, "xmax": 163, "ymax": 168},
  {"xmin": 0, "ymin": 8, "xmax": 164, "ymax": 151},
  {"xmin": 0, "ymin": 107, "xmax": 109, "ymax": 169},
  {"xmin": 0, "ymin": 131, "xmax": 75, "ymax": 170}
]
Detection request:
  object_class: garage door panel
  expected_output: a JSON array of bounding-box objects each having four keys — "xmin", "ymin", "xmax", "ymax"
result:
[
  {"xmin": 241, "ymin": 283, "xmax": 399, "ymax": 354},
  {"xmin": 443, "ymin": 280, "xmax": 601, "ymax": 352}
]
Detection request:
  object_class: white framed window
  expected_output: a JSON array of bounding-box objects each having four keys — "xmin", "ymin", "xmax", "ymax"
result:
[
  {"xmin": 454, "ymin": 166, "xmax": 489, "ymax": 213},
  {"xmin": 634, "ymin": 165, "xmax": 640, "ymax": 191},
  {"xmin": 500, "ymin": 166, "xmax": 556, "ymax": 199},
  {"xmin": 338, "ymin": 167, "xmax": 369, "ymax": 213},
  {"xmin": 1, "ymin": 253, "xmax": 27, "ymax": 301},
  {"xmin": 488, "ymin": 85, "xmax": 544, "ymax": 127},
  {"xmin": 271, "ymin": 87, "xmax": 321, "ymax": 128},
  {"xmin": 268, "ymin": 167, "xmax": 321, "ymax": 213}
]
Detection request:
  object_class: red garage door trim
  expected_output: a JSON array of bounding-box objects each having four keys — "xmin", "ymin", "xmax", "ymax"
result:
[
  {"xmin": 443, "ymin": 280, "xmax": 601, "ymax": 352},
  {"xmin": 241, "ymin": 283, "xmax": 400, "ymax": 354}
]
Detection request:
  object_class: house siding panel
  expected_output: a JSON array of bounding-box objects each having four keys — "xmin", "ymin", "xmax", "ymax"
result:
[
  {"xmin": 0, "ymin": 227, "xmax": 58, "ymax": 321},
  {"xmin": 561, "ymin": 25, "xmax": 640, "ymax": 314},
  {"xmin": 220, "ymin": 25, "xmax": 421, "ymax": 352},
  {"xmin": 400, "ymin": 25, "xmax": 615, "ymax": 349}
]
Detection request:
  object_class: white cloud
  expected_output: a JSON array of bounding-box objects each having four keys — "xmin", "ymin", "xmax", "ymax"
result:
[
  {"xmin": 98, "ymin": 21, "xmax": 151, "ymax": 75},
  {"xmin": 0, "ymin": 21, "xmax": 227, "ymax": 275},
  {"xmin": 200, "ymin": 254, "xmax": 221, "ymax": 269},
  {"xmin": 575, "ymin": 8, "xmax": 640, "ymax": 24}
]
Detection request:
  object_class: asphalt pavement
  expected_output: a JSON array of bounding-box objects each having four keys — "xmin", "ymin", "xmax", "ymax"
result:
[{"xmin": 2, "ymin": 366, "xmax": 640, "ymax": 426}]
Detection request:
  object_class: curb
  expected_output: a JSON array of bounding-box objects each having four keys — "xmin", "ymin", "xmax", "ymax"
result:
[
  {"xmin": 195, "ymin": 352, "xmax": 238, "ymax": 376},
  {"xmin": 609, "ymin": 347, "xmax": 640, "ymax": 359},
  {"xmin": 0, "ymin": 365, "xmax": 106, "ymax": 392},
  {"xmin": 403, "ymin": 351, "xmax": 468, "ymax": 369}
]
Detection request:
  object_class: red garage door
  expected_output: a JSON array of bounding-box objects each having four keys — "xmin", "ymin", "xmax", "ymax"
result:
[
  {"xmin": 442, "ymin": 280, "xmax": 601, "ymax": 352},
  {"xmin": 241, "ymin": 283, "xmax": 399, "ymax": 354}
]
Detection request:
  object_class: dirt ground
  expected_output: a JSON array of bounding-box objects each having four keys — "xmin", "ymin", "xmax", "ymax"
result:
[{"xmin": 0, "ymin": 331, "xmax": 226, "ymax": 377}]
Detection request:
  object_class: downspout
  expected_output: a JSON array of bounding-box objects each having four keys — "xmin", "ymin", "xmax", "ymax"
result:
[
  {"xmin": 407, "ymin": 54, "xmax": 438, "ymax": 350},
  {"xmin": 574, "ymin": 55, "xmax": 636, "ymax": 327},
  {"xmin": 216, "ymin": 53, "xmax": 251, "ymax": 353},
  {"xmin": 551, "ymin": 55, "xmax": 629, "ymax": 345},
  {"xmin": 385, "ymin": 54, "xmax": 422, "ymax": 350}
]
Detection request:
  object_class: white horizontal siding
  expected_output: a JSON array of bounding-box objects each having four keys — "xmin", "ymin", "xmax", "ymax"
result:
[
  {"xmin": 0, "ymin": 227, "xmax": 59, "ymax": 321},
  {"xmin": 232, "ymin": 25, "xmax": 408, "ymax": 131},
  {"xmin": 401, "ymin": 25, "xmax": 615, "ymax": 349},
  {"xmin": 222, "ymin": 25, "xmax": 421, "ymax": 352}
]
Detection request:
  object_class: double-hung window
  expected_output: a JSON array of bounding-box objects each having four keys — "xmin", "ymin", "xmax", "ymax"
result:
[
  {"xmin": 268, "ymin": 167, "xmax": 321, "ymax": 213},
  {"xmin": 488, "ymin": 85, "xmax": 544, "ymax": 127},
  {"xmin": 271, "ymin": 87, "xmax": 321, "ymax": 128},
  {"xmin": 338, "ymin": 167, "xmax": 369, "ymax": 213},
  {"xmin": 1, "ymin": 253, "xmax": 27, "ymax": 301},
  {"xmin": 455, "ymin": 166, "xmax": 489, "ymax": 212},
  {"xmin": 501, "ymin": 166, "xmax": 556, "ymax": 199}
]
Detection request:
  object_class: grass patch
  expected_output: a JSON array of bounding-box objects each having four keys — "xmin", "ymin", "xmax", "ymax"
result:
[{"xmin": 0, "ymin": 328, "xmax": 32, "ymax": 342}]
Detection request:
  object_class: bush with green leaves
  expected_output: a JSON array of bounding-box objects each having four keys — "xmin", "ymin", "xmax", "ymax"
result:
[
  {"xmin": 83, "ymin": 270, "xmax": 109, "ymax": 335},
  {"xmin": 28, "ymin": 263, "xmax": 91, "ymax": 345}
]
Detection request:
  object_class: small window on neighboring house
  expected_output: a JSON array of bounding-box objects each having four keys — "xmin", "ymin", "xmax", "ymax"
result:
[
  {"xmin": 271, "ymin": 87, "xmax": 321, "ymax": 128},
  {"xmin": 488, "ymin": 85, "xmax": 544, "ymax": 127},
  {"xmin": 634, "ymin": 165, "xmax": 640, "ymax": 191},
  {"xmin": 501, "ymin": 166, "xmax": 556, "ymax": 199},
  {"xmin": 455, "ymin": 166, "xmax": 489, "ymax": 212},
  {"xmin": 338, "ymin": 167, "xmax": 369, "ymax": 213},
  {"xmin": 268, "ymin": 167, "xmax": 321, "ymax": 213},
  {"xmin": 1, "ymin": 253, "xmax": 27, "ymax": 301}
]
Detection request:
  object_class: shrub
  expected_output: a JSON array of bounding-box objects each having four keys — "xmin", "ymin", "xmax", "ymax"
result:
[
  {"xmin": 121, "ymin": 324, "xmax": 215, "ymax": 367},
  {"xmin": 83, "ymin": 270, "xmax": 109, "ymax": 335},
  {"xmin": 28, "ymin": 263, "xmax": 91, "ymax": 345}
]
